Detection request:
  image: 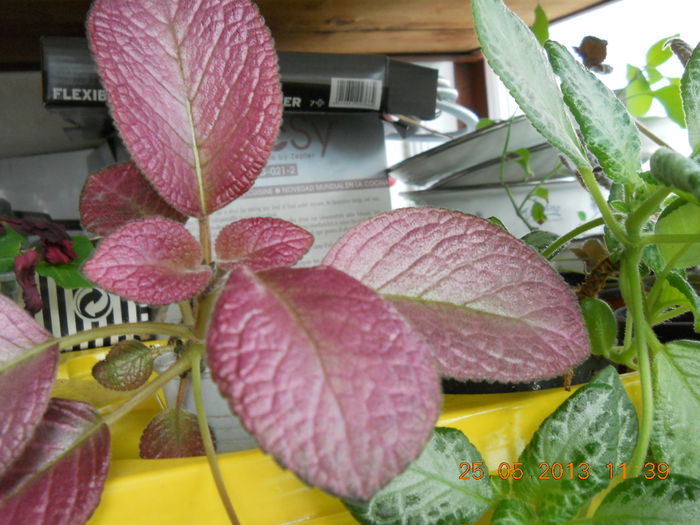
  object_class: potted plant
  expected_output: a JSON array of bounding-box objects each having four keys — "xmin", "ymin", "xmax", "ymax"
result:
[{"xmin": 1, "ymin": 0, "xmax": 699, "ymax": 524}]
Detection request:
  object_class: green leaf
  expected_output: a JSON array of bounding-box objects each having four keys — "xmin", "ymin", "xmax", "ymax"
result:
[
  {"xmin": 666, "ymin": 272, "xmax": 700, "ymax": 331},
  {"xmin": 654, "ymin": 82, "xmax": 686, "ymax": 127},
  {"xmin": 531, "ymin": 186, "xmax": 549, "ymax": 201},
  {"xmin": 681, "ymin": 43, "xmax": 700, "ymax": 157},
  {"xmin": 520, "ymin": 230, "xmax": 559, "ymax": 254},
  {"xmin": 625, "ymin": 65, "xmax": 653, "ymax": 116},
  {"xmin": 655, "ymin": 198, "xmax": 700, "ymax": 269},
  {"xmin": 530, "ymin": 201, "xmax": 547, "ymax": 224},
  {"xmin": 650, "ymin": 148, "xmax": 700, "ymax": 204},
  {"xmin": 578, "ymin": 211, "xmax": 587, "ymax": 221},
  {"xmin": 488, "ymin": 216, "xmax": 509, "ymax": 232},
  {"xmin": 492, "ymin": 498, "xmax": 537, "ymax": 525},
  {"xmin": 530, "ymin": 3, "xmax": 549, "ymax": 46},
  {"xmin": 476, "ymin": 117, "xmax": 497, "ymax": 130},
  {"xmin": 592, "ymin": 475, "xmax": 700, "ymax": 523},
  {"xmin": 511, "ymin": 367, "xmax": 638, "ymax": 522},
  {"xmin": 35, "ymin": 236, "xmax": 94, "ymax": 289},
  {"xmin": 651, "ymin": 340, "xmax": 700, "ymax": 478},
  {"xmin": 344, "ymin": 427, "xmax": 493, "ymax": 525},
  {"xmin": 546, "ymin": 41, "xmax": 642, "ymax": 186},
  {"xmin": 514, "ymin": 147, "xmax": 534, "ymax": 179},
  {"xmin": 91, "ymin": 340, "xmax": 154, "ymax": 391},
  {"xmin": 472, "ymin": 0, "xmax": 589, "ymax": 170},
  {"xmin": 0, "ymin": 225, "xmax": 26, "ymax": 273},
  {"xmin": 645, "ymin": 65, "xmax": 663, "ymax": 85},
  {"xmin": 580, "ymin": 297, "xmax": 617, "ymax": 357},
  {"xmin": 646, "ymin": 35, "xmax": 677, "ymax": 68}
]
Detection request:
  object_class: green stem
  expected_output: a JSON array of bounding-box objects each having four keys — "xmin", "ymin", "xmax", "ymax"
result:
[
  {"xmin": 651, "ymin": 306, "xmax": 690, "ymax": 325},
  {"xmin": 540, "ymin": 217, "xmax": 605, "ymax": 259},
  {"xmin": 626, "ymin": 187, "xmax": 671, "ymax": 235},
  {"xmin": 579, "ymin": 167, "xmax": 628, "ymax": 244},
  {"xmin": 634, "ymin": 118, "xmax": 675, "ymax": 150},
  {"xmin": 621, "ymin": 249, "xmax": 654, "ymax": 477},
  {"xmin": 639, "ymin": 233, "xmax": 700, "ymax": 245},
  {"xmin": 179, "ymin": 301, "xmax": 196, "ymax": 326},
  {"xmin": 646, "ymin": 245, "xmax": 690, "ymax": 308},
  {"xmin": 102, "ymin": 350, "xmax": 193, "ymax": 426},
  {"xmin": 498, "ymin": 118, "xmax": 537, "ymax": 231},
  {"xmin": 190, "ymin": 348, "xmax": 240, "ymax": 525}
]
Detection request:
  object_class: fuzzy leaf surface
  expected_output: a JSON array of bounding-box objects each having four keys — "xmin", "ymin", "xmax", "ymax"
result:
[
  {"xmin": 92, "ymin": 340, "xmax": 153, "ymax": 391},
  {"xmin": 511, "ymin": 367, "xmax": 638, "ymax": 522},
  {"xmin": 83, "ymin": 216, "xmax": 211, "ymax": 305},
  {"xmin": 491, "ymin": 499, "xmax": 537, "ymax": 525},
  {"xmin": 681, "ymin": 43, "xmax": 700, "ymax": 157},
  {"xmin": 650, "ymin": 148, "xmax": 700, "ymax": 204},
  {"xmin": 580, "ymin": 297, "xmax": 618, "ymax": 357},
  {"xmin": 344, "ymin": 427, "xmax": 492, "ymax": 525},
  {"xmin": 0, "ymin": 296, "xmax": 58, "ymax": 477},
  {"xmin": 0, "ymin": 399, "xmax": 110, "ymax": 525},
  {"xmin": 546, "ymin": 41, "xmax": 641, "ymax": 185},
  {"xmin": 654, "ymin": 199, "xmax": 700, "ymax": 269},
  {"xmin": 592, "ymin": 475, "xmax": 700, "ymax": 523},
  {"xmin": 651, "ymin": 340, "xmax": 700, "ymax": 478},
  {"xmin": 215, "ymin": 217, "xmax": 313, "ymax": 271},
  {"xmin": 88, "ymin": 0, "xmax": 282, "ymax": 217},
  {"xmin": 472, "ymin": 0, "xmax": 588, "ymax": 170},
  {"xmin": 139, "ymin": 408, "xmax": 209, "ymax": 458},
  {"xmin": 323, "ymin": 208, "xmax": 589, "ymax": 383},
  {"xmin": 80, "ymin": 162, "xmax": 188, "ymax": 236},
  {"xmin": 207, "ymin": 265, "xmax": 441, "ymax": 501}
]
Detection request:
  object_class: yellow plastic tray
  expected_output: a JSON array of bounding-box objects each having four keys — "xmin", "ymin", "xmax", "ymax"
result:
[{"xmin": 54, "ymin": 349, "xmax": 640, "ymax": 525}]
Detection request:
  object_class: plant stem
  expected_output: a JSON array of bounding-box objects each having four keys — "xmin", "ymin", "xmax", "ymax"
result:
[
  {"xmin": 626, "ymin": 187, "xmax": 671, "ymax": 235},
  {"xmin": 190, "ymin": 347, "xmax": 240, "ymax": 525},
  {"xmin": 579, "ymin": 167, "xmax": 628, "ymax": 245},
  {"xmin": 621, "ymin": 248, "xmax": 654, "ymax": 477},
  {"xmin": 179, "ymin": 300, "xmax": 196, "ymax": 326},
  {"xmin": 102, "ymin": 350, "xmax": 193, "ymax": 427},
  {"xmin": 634, "ymin": 118, "xmax": 675, "ymax": 150},
  {"xmin": 540, "ymin": 217, "xmax": 605, "ymax": 259},
  {"xmin": 498, "ymin": 118, "xmax": 537, "ymax": 231},
  {"xmin": 199, "ymin": 216, "xmax": 213, "ymax": 265}
]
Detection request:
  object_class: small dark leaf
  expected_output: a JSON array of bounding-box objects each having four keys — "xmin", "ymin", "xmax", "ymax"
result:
[
  {"xmin": 574, "ymin": 36, "xmax": 612, "ymax": 73},
  {"xmin": 593, "ymin": 475, "xmax": 700, "ymax": 523},
  {"xmin": 344, "ymin": 428, "xmax": 492, "ymax": 525},
  {"xmin": 92, "ymin": 340, "xmax": 154, "ymax": 391},
  {"xmin": 0, "ymin": 398, "xmax": 111, "ymax": 525},
  {"xmin": 139, "ymin": 408, "xmax": 212, "ymax": 459}
]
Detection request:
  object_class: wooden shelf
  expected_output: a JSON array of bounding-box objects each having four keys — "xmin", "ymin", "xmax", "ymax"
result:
[{"xmin": 2, "ymin": 0, "xmax": 611, "ymax": 69}]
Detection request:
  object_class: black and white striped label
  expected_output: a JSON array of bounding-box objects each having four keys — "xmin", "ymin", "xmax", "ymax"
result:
[
  {"xmin": 329, "ymin": 78, "xmax": 383, "ymax": 110},
  {"xmin": 35, "ymin": 275, "xmax": 150, "ymax": 350}
]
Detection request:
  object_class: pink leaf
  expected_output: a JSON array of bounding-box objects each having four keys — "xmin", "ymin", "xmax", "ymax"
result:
[
  {"xmin": 139, "ymin": 408, "xmax": 213, "ymax": 459},
  {"xmin": 80, "ymin": 162, "xmax": 188, "ymax": 236},
  {"xmin": 0, "ymin": 296, "xmax": 58, "ymax": 478},
  {"xmin": 0, "ymin": 399, "xmax": 110, "ymax": 525},
  {"xmin": 87, "ymin": 0, "xmax": 283, "ymax": 217},
  {"xmin": 82, "ymin": 217, "xmax": 212, "ymax": 305},
  {"xmin": 215, "ymin": 217, "xmax": 313, "ymax": 271},
  {"xmin": 207, "ymin": 266, "xmax": 441, "ymax": 501},
  {"xmin": 323, "ymin": 208, "xmax": 589, "ymax": 383}
]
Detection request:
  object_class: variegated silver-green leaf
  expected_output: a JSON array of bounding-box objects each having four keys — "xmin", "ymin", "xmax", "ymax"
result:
[
  {"xmin": 472, "ymin": 0, "xmax": 589, "ymax": 170},
  {"xmin": 511, "ymin": 367, "xmax": 638, "ymax": 522},
  {"xmin": 491, "ymin": 499, "xmax": 537, "ymax": 525},
  {"xmin": 344, "ymin": 427, "xmax": 493, "ymax": 525},
  {"xmin": 546, "ymin": 41, "xmax": 642, "ymax": 185},
  {"xmin": 652, "ymin": 340, "xmax": 700, "ymax": 479},
  {"xmin": 650, "ymin": 148, "xmax": 700, "ymax": 203},
  {"xmin": 592, "ymin": 475, "xmax": 700, "ymax": 523},
  {"xmin": 681, "ymin": 43, "xmax": 700, "ymax": 158}
]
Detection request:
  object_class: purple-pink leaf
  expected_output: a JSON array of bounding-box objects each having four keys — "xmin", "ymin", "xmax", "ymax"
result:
[
  {"xmin": 323, "ymin": 208, "xmax": 589, "ymax": 383},
  {"xmin": 139, "ymin": 408, "xmax": 213, "ymax": 459},
  {"xmin": 215, "ymin": 217, "xmax": 313, "ymax": 271},
  {"xmin": 0, "ymin": 399, "xmax": 110, "ymax": 525},
  {"xmin": 0, "ymin": 295, "xmax": 58, "ymax": 478},
  {"xmin": 207, "ymin": 265, "xmax": 441, "ymax": 501},
  {"xmin": 82, "ymin": 217, "xmax": 211, "ymax": 305},
  {"xmin": 87, "ymin": 0, "xmax": 283, "ymax": 217},
  {"xmin": 80, "ymin": 162, "xmax": 188, "ymax": 236}
]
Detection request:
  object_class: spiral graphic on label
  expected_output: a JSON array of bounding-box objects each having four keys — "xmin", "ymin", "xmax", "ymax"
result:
[{"xmin": 74, "ymin": 288, "xmax": 113, "ymax": 321}]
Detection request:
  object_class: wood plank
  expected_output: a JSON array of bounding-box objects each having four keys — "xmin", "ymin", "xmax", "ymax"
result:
[
  {"xmin": 257, "ymin": 0, "xmax": 613, "ymax": 54},
  {"xmin": 0, "ymin": 0, "xmax": 612, "ymax": 69}
]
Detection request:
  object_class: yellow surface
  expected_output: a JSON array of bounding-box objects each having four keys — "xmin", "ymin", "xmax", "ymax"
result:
[{"xmin": 55, "ymin": 351, "xmax": 640, "ymax": 525}]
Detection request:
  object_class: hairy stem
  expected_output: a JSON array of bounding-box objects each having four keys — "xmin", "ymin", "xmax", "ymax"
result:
[
  {"xmin": 580, "ymin": 166, "xmax": 628, "ymax": 244},
  {"xmin": 102, "ymin": 350, "xmax": 193, "ymax": 427},
  {"xmin": 639, "ymin": 233, "xmax": 700, "ymax": 245},
  {"xmin": 190, "ymin": 348, "xmax": 240, "ymax": 525},
  {"xmin": 626, "ymin": 187, "xmax": 671, "ymax": 235},
  {"xmin": 541, "ymin": 217, "xmax": 606, "ymax": 259}
]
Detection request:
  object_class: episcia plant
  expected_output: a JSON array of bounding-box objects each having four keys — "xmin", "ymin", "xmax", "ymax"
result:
[{"xmin": 0, "ymin": 0, "xmax": 696, "ymax": 524}]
